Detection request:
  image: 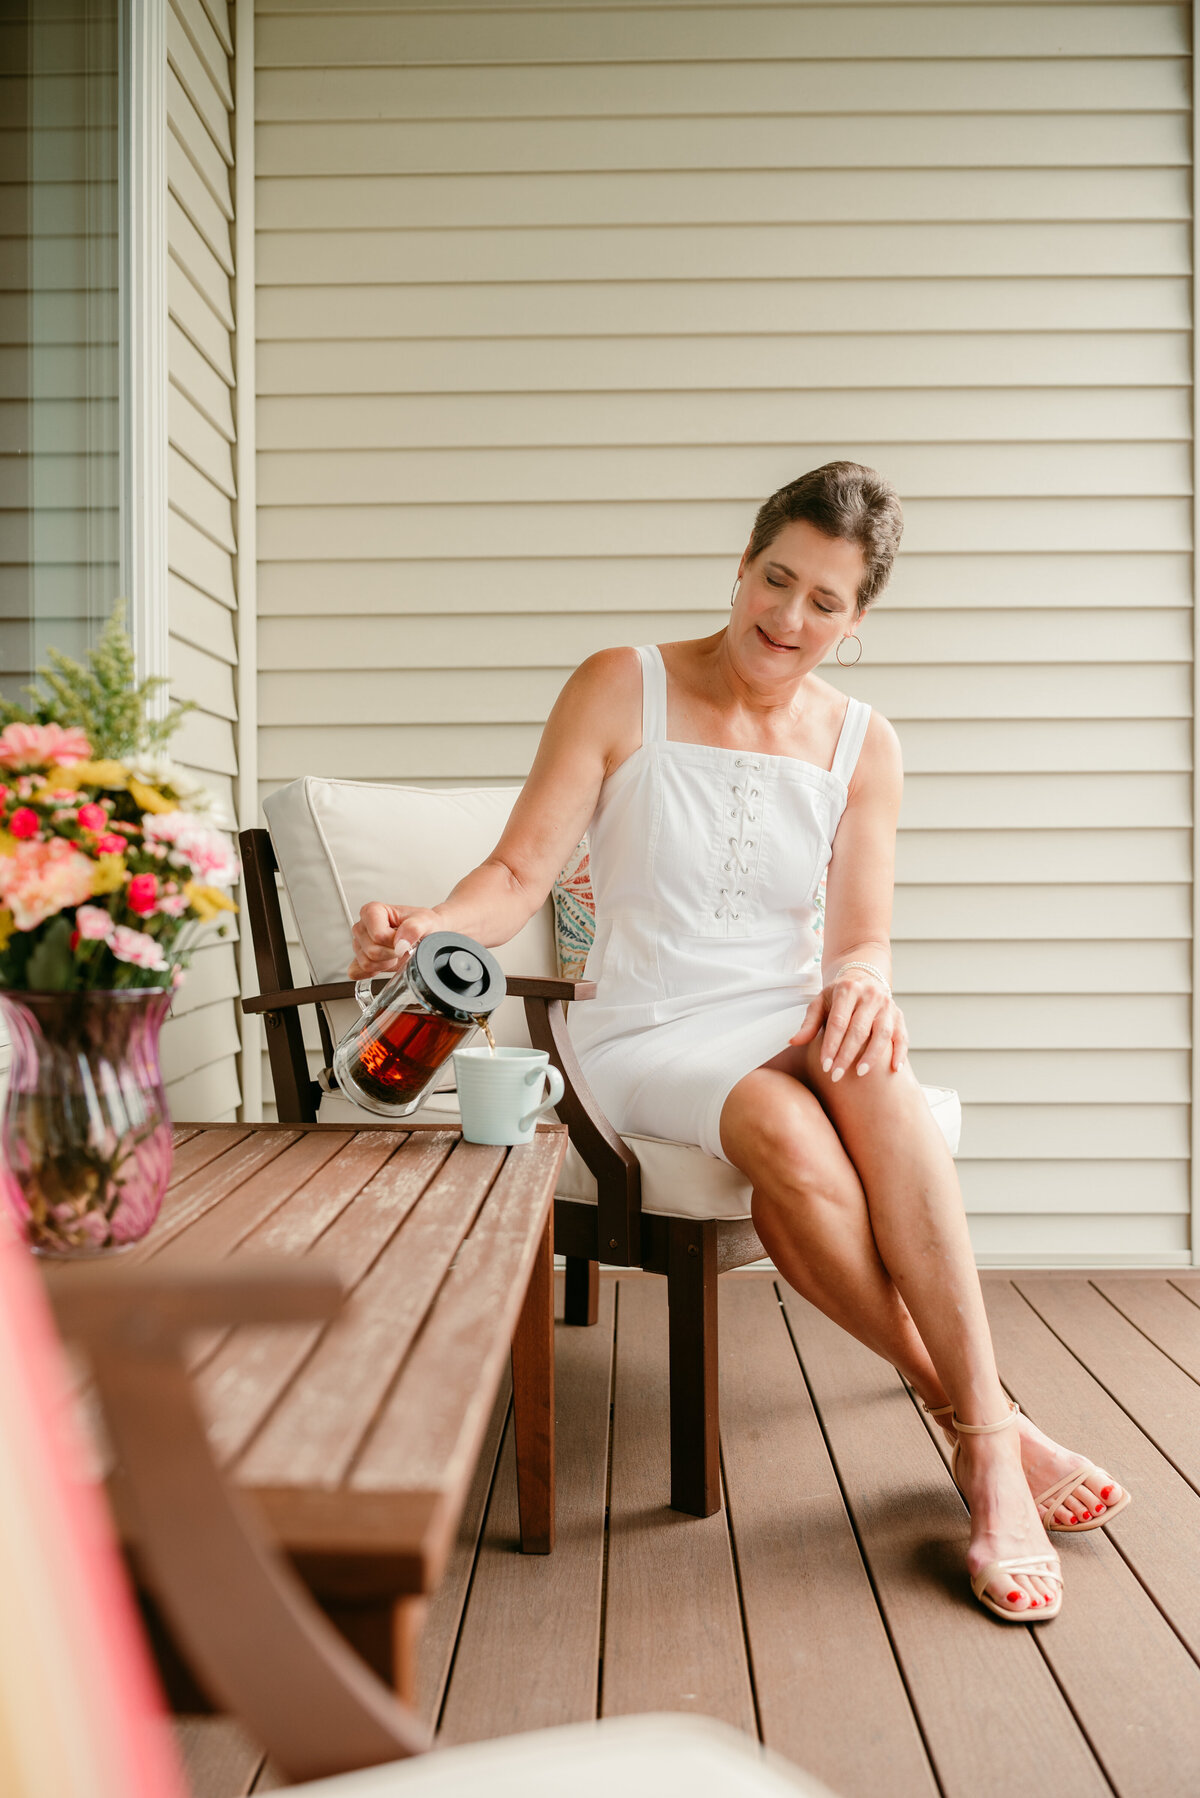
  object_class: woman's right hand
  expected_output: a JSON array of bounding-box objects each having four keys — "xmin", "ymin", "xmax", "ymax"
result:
[{"xmin": 348, "ymin": 903, "xmax": 442, "ymax": 981}]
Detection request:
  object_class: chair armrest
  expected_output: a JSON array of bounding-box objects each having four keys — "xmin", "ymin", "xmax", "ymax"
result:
[
  {"xmin": 242, "ymin": 975, "xmax": 596, "ymax": 1015},
  {"xmin": 47, "ymin": 1260, "xmax": 429, "ymax": 1783},
  {"xmin": 521, "ymin": 996, "xmax": 641, "ymax": 1264}
]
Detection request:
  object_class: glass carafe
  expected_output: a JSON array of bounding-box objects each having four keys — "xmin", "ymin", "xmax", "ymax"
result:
[{"xmin": 332, "ymin": 931, "xmax": 506, "ymax": 1120}]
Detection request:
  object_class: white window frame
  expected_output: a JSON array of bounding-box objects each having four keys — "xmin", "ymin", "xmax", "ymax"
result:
[{"xmin": 118, "ymin": 0, "xmax": 169, "ymax": 701}]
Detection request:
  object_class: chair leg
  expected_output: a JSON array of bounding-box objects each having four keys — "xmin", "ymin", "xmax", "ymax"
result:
[
  {"xmin": 666, "ymin": 1219, "xmax": 720, "ymax": 1517},
  {"xmin": 563, "ymin": 1255, "xmax": 599, "ymax": 1326}
]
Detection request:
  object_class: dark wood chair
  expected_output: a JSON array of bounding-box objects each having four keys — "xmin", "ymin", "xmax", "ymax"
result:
[{"xmin": 239, "ymin": 828, "xmax": 767, "ymax": 1518}]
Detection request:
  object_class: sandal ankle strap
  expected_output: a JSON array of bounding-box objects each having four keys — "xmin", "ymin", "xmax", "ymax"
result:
[
  {"xmin": 922, "ymin": 1401, "xmax": 955, "ymax": 1419},
  {"xmin": 950, "ymin": 1399, "xmax": 1021, "ymax": 1435}
]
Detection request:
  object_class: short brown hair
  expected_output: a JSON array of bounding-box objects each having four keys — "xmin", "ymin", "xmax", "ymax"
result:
[{"xmin": 745, "ymin": 461, "xmax": 903, "ymax": 613}]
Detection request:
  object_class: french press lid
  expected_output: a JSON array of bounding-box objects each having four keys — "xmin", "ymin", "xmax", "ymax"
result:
[{"xmin": 407, "ymin": 931, "xmax": 506, "ymax": 1023}]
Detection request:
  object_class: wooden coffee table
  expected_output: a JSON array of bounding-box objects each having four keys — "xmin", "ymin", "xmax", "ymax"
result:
[{"xmin": 116, "ymin": 1118, "xmax": 567, "ymax": 1695}]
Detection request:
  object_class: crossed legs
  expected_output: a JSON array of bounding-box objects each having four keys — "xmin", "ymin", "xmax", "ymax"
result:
[{"xmin": 719, "ymin": 1034, "xmax": 1123, "ymax": 1613}]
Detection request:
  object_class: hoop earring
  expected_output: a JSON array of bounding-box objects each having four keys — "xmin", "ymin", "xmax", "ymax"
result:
[
  {"xmin": 836, "ymin": 635, "xmax": 863, "ymax": 666},
  {"xmin": 730, "ymin": 577, "xmax": 741, "ymax": 608}
]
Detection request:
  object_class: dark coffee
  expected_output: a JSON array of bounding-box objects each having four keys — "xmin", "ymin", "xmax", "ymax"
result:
[{"xmin": 346, "ymin": 1008, "xmax": 472, "ymax": 1107}]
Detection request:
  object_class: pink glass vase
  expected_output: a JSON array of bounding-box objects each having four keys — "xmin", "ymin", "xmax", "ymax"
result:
[{"xmin": 0, "ymin": 990, "xmax": 174, "ymax": 1256}]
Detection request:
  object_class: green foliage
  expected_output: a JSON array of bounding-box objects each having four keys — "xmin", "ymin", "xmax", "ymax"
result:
[
  {"xmin": 26, "ymin": 917, "xmax": 75, "ymax": 992},
  {"xmin": 0, "ymin": 600, "xmax": 192, "ymax": 759}
]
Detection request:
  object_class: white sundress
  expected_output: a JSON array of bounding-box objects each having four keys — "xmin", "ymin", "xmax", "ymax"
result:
[{"xmin": 566, "ymin": 643, "xmax": 872, "ymax": 1166}]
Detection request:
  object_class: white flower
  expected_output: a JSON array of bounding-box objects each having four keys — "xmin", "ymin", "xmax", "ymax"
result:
[{"xmin": 126, "ymin": 751, "xmax": 213, "ymax": 811}]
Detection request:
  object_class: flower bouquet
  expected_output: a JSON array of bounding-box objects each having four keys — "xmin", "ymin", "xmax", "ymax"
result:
[{"xmin": 0, "ymin": 606, "xmax": 239, "ymax": 1254}]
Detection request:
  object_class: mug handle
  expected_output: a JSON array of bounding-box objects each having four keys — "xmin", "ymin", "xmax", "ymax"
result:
[{"xmin": 518, "ymin": 1063, "xmax": 565, "ymax": 1132}]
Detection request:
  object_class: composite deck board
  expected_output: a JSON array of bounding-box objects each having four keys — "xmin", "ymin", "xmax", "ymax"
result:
[
  {"xmin": 1013, "ymin": 1276, "xmax": 1200, "ymax": 1493},
  {"xmin": 778, "ymin": 1283, "xmax": 1111, "ymax": 1798},
  {"xmin": 982, "ymin": 1290, "xmax": 1200, "ymax": 1794},
  {"xmin": 169, "ymin": 1270, "xmax": 1200, "ymax": 1796},
  {"xmin": 1091, "ymin": 1273, "xmax": 1200, "ymax": 1384},
  {"xmin": 415, "ymin": 1367, "xmax": 513, "ymax": 1728},
  {"xmin": 978, "ymin": 1277, "xmax": 1200, "ymax": 1665},
  {"xmin": 717, "ymin": 1278, "xmax": 937, "ymax": 1798},
  {"xmin": 437, "ymin": 1279, "xmax": 614, "ymax": 1745},
  {"xmin": 601, "ymin": 1278, "xmax": 757, "ymax": 1731}
]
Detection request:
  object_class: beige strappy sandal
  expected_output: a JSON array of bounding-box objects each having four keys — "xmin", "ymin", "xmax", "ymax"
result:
[
  {"xmin": 923, "ymin": 1397, "xmax": 1131, "ymax": 1533},
  {"xmin": 950, "ymin": 1404, "xmax": 1064, "ymax": 1622}
]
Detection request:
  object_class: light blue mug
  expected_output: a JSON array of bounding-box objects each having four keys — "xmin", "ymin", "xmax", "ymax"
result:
[{"xmin": 452, "ymin": 1046, "xmax": 566, "ymax": 1146}]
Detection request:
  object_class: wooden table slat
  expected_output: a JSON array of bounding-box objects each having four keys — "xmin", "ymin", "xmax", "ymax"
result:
[
  {"xmin": 351, "ymin": 1131, "xmax": 565, "ymax": 1498},
  {"xmin": 199, "ymin": 1131, "xmax": 459, "ymax": 1468},
  {"xmin": 154, "ymin": 1132, "xmax": 355, "ymax": 1267},
  {"xmin": 131, "ymin": 1130, "xmax": 303, "ymax": 1261},
  {"xmin": 168, "ymin": 1124, "xmax": 252, "ymax": 1188},
  {"xmin": 182, "ymin": 1131, "xmax": 406, "ymax": 1376},
  {"xmin": 237, "ymin": 1137, "xmax": 507, "ymax": 1490}
]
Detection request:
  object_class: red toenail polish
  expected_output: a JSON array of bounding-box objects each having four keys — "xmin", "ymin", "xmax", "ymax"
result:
[
  {"xmin": 1101, "ymin": 1486, "xmax": 1114, "ymax": 1499},
  {"xmin": 1094, "ymin": 1503, "xmax": 1106, "ymax": 1513},
  {"xmin": 1081, "ymin": 1510, "xmax": 1091, "ymax": 1519},
  {"xmin": 1007, "ymin": 1591, "xmax": 1021, "ymax": 1602}
]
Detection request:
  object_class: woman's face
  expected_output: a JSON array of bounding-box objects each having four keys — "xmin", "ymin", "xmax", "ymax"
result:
[{"xmin": 732, "ymin": 519, "xmax": 866, "ymax": 678}]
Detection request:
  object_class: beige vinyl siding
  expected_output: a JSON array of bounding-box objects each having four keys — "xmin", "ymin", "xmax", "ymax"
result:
[
  {"xmin": 166, "ymin": 0, "xmax": 241, "ymax": 1123},
  {"xmin": 254, "ymin": 0, "xmax": 1192, "ymax": 1264}
]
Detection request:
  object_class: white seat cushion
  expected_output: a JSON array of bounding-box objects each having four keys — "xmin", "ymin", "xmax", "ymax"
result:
[
  {"xmin": 290, "ymin": 1713, "xmax": 830, "ymax": 1797},
  {"xmin": 263, "ymin": 778, "xmax": 961, "ymax": 1224},
  {"xmin": 263, "ymin": 776, "xmax": 558, "ymax": 1055}
]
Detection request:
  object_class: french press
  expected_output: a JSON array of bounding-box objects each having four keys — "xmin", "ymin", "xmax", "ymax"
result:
[{"xmin": 332, "ymin": 930, "xmax": 506, "ymax": 1120}]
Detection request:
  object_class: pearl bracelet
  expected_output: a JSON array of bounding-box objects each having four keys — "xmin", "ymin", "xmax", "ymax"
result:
[{"xmin": 834, "ymin": 959, "xmax": 892, "ymax": 996}]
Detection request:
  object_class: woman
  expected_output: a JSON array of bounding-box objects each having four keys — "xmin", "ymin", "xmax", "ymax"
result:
[{"xmin": 349, "ymin": 462, "xmax": 1128, "ymax": 1622}]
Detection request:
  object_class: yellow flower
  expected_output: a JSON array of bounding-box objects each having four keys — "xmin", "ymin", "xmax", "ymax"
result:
[
  {"xmin": 45, "ymin": 760, "xmax": 128, "ymax": 791},
  {"xmin": 90, "ymin": 853, "xmax": 126, "ymax": 895},
  {"xmin": 0, "ymin": 908, "xmax": 14, "ymax": 950},
  {"xmin": 183, "ymin": 881, "xmax": 238, "ymax": 923},
  {"xmin": 127, "ymin": 777, "xmax": 174, "ymax": 815},
  {"xmin": 0, "ymin": 832, "xmax": 17, "ymax": 859}
]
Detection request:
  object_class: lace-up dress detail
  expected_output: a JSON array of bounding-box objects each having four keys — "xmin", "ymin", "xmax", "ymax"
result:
[{"xmin": 567, "ymin": 644, "xmax": 872, "ymax": 1164}]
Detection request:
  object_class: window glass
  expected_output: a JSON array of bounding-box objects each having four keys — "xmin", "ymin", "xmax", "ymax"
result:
[{"xmin": 1, "ymin": 0, "xmax": 119, "ymax": 697}]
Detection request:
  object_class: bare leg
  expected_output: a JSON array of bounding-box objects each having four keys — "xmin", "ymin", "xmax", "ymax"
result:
[{"xmin": 720, "ymin": 1062, "xmax": 1122, "ymax": 1531}]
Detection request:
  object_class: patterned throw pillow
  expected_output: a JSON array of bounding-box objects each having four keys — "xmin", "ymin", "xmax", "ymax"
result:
[
  {"xmin": 552, "ymin": 836, "xmax": 596, "ymax": 981},
  {"xmin": 551, "ymin": 839, "xmax": 827, "ymax": 983}
]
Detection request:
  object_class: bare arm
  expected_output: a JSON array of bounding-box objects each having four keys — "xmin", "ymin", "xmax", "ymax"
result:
[
  {"xmin": 349, "ymin": 648, "xmax": 639, "ymax": 978},
  {"xmin": 789, "ymin": 711, "xmax": 909, "ymax": 1075},
  {"xmin": 820, "ymin": 709, "xmax": 902, "ymax": 985}
]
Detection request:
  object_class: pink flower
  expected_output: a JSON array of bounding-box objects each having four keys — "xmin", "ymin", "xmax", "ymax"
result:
[
  {"xmin": 171, "ymin": 964, "xmax": 186, "ymax": 988},
  {"xmin": 9, "ymin": 807, "xmax": 39, "ymax": 840},
  {"xmin": 76, "ymin": 802, "xmax": 107, "ymax": 832},
  {"xmin": 126, "ymin": 874, "xmax": 158, "ymax": 916},
  {"xmin": 109, "ymin": 925, "xmax": 168, "ymax": 972},
  {"xmin": 94, "ymin": 832, "xmax": 126, "ymax": 855},
  {"xmin": 142, "ymin": 812, "xmax": 238, "ymax": 886},
  {"xmin": 157, "ymin": 891, "xmax": 188, "ymax": 917},
  {"xmin": 75, "ymin": 905, "xmax": 113, "ymax": 941},
  {"xmin": 0, "ymin": 839, "xmax": 96, "ymax": 930},
  {"xmin": 0, "ymin": 722, "xmax": 92, "ymax": 769}
]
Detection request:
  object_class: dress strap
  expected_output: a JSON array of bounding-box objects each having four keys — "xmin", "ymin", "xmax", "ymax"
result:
[
  {"xmin": 638, "ymin": 644, "xmax": 668, "ymax": 745},
  {"xmin": 830, "ymin": 696, "xmax": 871, "ymax": 786}
]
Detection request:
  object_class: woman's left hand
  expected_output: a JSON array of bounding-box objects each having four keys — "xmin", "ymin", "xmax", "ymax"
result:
[{"xmin": 788, "ymin": 970, "xmax": 908, "ymax": 1080}]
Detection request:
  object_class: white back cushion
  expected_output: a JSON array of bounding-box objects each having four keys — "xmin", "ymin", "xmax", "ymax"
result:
[{"xmin": 263, "ymin": 778, "xmax": 558, "ymax": 1058}]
